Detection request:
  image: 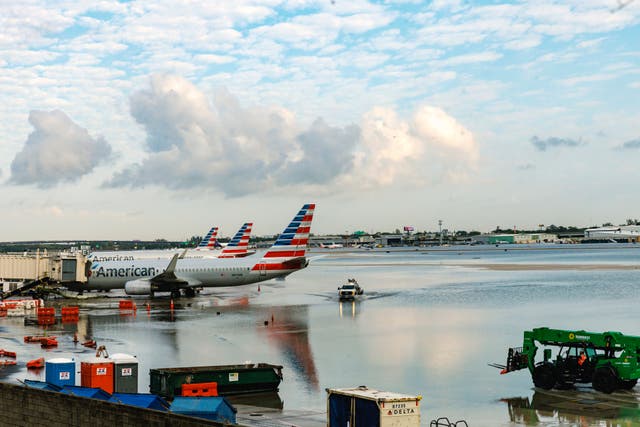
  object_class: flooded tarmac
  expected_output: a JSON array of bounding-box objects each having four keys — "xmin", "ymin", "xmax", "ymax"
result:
[{"xmin": 2, "ymin": 244, "xmax": 640, "ymax": 426}]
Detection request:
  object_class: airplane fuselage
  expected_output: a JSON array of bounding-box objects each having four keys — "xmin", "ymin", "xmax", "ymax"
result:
[{"xmin": 85, "ymin": 256, "xmax": 300, "ymax": 291}]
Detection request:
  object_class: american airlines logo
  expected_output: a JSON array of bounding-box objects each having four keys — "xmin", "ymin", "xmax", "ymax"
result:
[
  {"xmin": 90, "ymin": 255, "xmax": 135, "ymax": 262},
  {"xmin": 92, "ymin": 265, "xmax": 159, "ymax": 278}
]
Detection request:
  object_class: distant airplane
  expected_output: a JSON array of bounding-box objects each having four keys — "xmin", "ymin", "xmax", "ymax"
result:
[
  {"xmin": 319, "ymin": 242, "xmax": 343, "ymax": 249},
  {"xmin": 87, "ymin": 222, "xmax": 254, "ymax": 261},
  {"xmin": 79, "ymin": 204, "xmax": 315, "ymax": 297},
  {"xmin": 219, "ymin": 223, "xmax": 254, "ymax": 258},
  {"xmin": 195, "ymin": 227, "xmax": 222, "ymax": 250}
]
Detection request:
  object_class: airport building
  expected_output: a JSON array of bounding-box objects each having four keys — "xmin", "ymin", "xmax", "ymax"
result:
[
  {"xmin": 471, "ymin": 233, "xmax": 557, "ymax": 245},
  {"xmin": 584, "ymin": 225, "xmax": 640, "ymax": 241}
]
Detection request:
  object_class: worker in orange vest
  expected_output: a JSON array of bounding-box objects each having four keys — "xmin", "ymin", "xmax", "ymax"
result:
[{"xmin": 578, "ymin": 351, "xmax": 587, "ymax": 366}]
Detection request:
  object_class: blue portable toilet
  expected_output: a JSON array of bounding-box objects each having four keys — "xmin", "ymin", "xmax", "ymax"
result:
[
  {"xmin": 23, "ymin": 379, "xmax": 62, "ymax": 392},
  {"xmin": 45, "ymin": 358, "xmax": 75, "ymax": 388},
  {"xmin": 109, "ymin": 393, "xmax": 169, "ymax": 411},
  {"xmin": 60, "ymin": 385, "xmax": 111, "ymax": 400},
  {"xmin": 170, "ymin": 397, "xmax": 237, "ymax": 424}
]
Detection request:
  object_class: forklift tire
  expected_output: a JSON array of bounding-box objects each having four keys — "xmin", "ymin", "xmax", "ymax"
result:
[
  {"xmin": 533, "ymin": 364, "xmax": 556, "ymax": 390},
  {"xmin": 620, "ymin": 379, "xmax": 638, "ymax": 390},
  {"xmin": 593, "ymin": 367, "xmax": 618, "ymax": 394}
]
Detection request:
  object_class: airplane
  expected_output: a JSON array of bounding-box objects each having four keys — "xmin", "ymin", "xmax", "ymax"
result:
[
  {"xmin": 195, "ymin": 227, "xmax": 222, "ymax": 250},
  {"xmin": 319, "ymin": 241, "xmax": 343, "ymax": 249},
  {"xmin": 218, "ymin": 223, "xmax": 254, "ymax": 258},
  {"xmin": 79, "ymin": 204, "xmax": 315, "ymax": 298},
  {"xmin": 87, "ymin": 222, "xmax": 253, "ymax": 261}
]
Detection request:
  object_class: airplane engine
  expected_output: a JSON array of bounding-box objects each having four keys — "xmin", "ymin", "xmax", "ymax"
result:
[{"xmin": 124, "ymin": 280, "xmax": 153, "ymax": 295}]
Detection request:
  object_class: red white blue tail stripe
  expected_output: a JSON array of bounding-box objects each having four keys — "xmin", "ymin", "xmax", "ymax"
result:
[
  {"xmin": 253, "ymin": 203, "xmax": 314, "ymax": 271},
  {"xmin": 219, "ymin": 222, "xmax": 253, "ymax": 258},
  {"xmin": 196, "ymin": 227, "xmax": 220, "ymax": 250}
]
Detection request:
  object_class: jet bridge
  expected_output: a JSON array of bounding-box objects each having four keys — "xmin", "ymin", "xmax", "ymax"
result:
[{"xmin": 0, "ymin": 250, "xmax": 88, "ymax": 298}]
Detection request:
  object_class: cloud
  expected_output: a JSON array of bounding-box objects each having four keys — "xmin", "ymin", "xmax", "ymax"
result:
[
  {"xmin": 9, "ymin": 110, "xmax": 112, "ymax": 188},
  {"xmin": 530, "ymin": 136, "xmax": 584, "ymax": 151},
  {"xmin": 617, "ymin": 138, "xmax": 640, "ymax": 150},
  {"xmin": 106, "ymin": 75, "xmax": 478, "ymax": 196}
]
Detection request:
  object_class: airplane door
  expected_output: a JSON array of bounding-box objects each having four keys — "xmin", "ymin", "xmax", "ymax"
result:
[{"xmin": 259, "ymin": 263, "xmax": 267, "ymax": 276}]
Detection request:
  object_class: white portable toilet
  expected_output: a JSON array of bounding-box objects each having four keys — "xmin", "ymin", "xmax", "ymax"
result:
[{"xmin": 326, "ymin": 386, "xmax": 422, "ymax": 427}]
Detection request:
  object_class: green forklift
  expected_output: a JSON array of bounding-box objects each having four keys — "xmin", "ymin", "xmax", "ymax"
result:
[{"xmin": 491, "ymin": 327, "xmax": 640, "ymax": 393}]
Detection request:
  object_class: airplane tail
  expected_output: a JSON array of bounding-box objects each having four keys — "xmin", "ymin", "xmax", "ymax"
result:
[
  {"xmin": 196, "ymin": 227, "xmax": 219, "ymax": 250},
  {"xmin": 252, "ymin": 203, "xmax": 315, "ymax": 272},
  {"xmin": 219, "ymin": 222, "xmax": 253, "ymax": 258}
]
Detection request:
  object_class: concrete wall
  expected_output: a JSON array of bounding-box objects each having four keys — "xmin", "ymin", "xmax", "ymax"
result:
[{"xmin": 0, "ymin": 382, "xmax": 238, "ymax": 427}]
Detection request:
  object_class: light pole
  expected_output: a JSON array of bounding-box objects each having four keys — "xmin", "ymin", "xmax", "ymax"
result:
[{"xmin": 438, "ymin": 220, "xmax": 443, "ymax": 246}]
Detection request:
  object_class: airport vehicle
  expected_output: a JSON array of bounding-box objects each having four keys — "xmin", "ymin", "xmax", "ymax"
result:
[
  {"xmin": 492, "ymin": 327, "xmax": 640, "ymax": 393},
  {"xmin": 338, "ymin": 278, "xmax": 364, "ymax": 300},
  {"xmin": 80, "ymin": 204, "xmax": 314, "ymax": 298}
]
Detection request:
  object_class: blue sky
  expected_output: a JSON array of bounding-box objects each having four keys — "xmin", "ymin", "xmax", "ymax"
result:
[{"xmin": 0, "ymin": 0, "xmax": 639, "ymax": 240}]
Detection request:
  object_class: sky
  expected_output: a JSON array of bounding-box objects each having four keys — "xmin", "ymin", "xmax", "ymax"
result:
[{"xmin": 0, "ymin": 0, "xmax": 639, "ymax": 240}]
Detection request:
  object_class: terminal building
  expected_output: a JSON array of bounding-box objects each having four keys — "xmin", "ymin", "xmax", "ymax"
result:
[
  {"xmin": 584, "ymin": 225, "xmax": 640, "ymax": 242},
  {"xmin": 471, "ymin": 233, "xmax": 558, "ymax": 245}
]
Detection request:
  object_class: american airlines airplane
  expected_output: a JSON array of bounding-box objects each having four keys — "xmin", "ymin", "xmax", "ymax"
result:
[
  {"xmin": 78, "ymin": 204, "xmax": 314, "ymax": 297},
  {"xmin": 87, "ymin": 223, "xmax": 254, "ymax": 261}
]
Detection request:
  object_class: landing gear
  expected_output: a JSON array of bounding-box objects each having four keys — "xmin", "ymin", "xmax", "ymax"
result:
[
  {"xmin": 184, "ymin": 288, "xmax": 196, "ymax": 298},
  {"xmin": 170, "ymin": 290, "xmax": 181, "ymax": 299},
  {"xmin": 593, "ymin": 367, "xmax": 618, "ymax": 394},
  {"xmin": 533, "ymin": 363, "xmax": 556, "ymax": 390}
]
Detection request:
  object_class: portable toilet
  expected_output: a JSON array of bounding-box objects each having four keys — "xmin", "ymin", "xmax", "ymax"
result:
[
  {"xmin": 326, "ymin": 386, "xmax": 422, "ymax": 427},
  {"xmin": 170, "ymin": 396, "xmax": 237, "ymax": 424},
  {"xmin": 45, "ymin": 358, "xmax": 76, "ymax": 388},
  {"xmin": 81, "ymin": 357, "xmax": 114, "ymax": 393},
  {"xmin": 110, "ymin": 353, "xmax": 138, "ymax": 393}
]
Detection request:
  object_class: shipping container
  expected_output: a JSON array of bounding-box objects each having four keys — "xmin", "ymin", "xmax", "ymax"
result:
[{"xmin": 326, "ymin": 386, "xmax": 422, "ymax": 427}]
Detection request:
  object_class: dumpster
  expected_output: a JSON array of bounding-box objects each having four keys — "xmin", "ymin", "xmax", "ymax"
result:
[
  {"xmin": 326, "ymin": 386, "xmax": 422, "ymax": 427},
  {"xmin": 149, "ymin": 362, "xmax": 283, "ymax": 399},
  {"xmin": 111, "ymin": 353, "xmax": 138, "ymax": 393},
  {"xmin": 45, "ymin": 358, "xmax": 75, "ymax": 388}
]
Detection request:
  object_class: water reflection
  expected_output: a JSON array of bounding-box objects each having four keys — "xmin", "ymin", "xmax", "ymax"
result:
[
  {"xmin": 338, "ymin": 300, "xmax": 360, "ymax": 318},
  {"xmin": 261, "ymin": 306, "xmax": 319, "ymax": 391},
  {"xmin": 502, "ymin": 390, "xmax": 640, "ymax": 425}
]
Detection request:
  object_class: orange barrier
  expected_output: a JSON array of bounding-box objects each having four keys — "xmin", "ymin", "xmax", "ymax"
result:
[
  {"xmin": 24, "ymin": 336, "xmax": 57, "ymax": 343},
  {"xmin": 37, "ymin": 307, "xmax": 55, "ymax": 317},
  {"xmin": 181, "ymin": 381, "xmax": 218, "ymax": 397},
  {"xmin": 119, "ymin": 300, "xmax": 136, "ymax": 310},
  {"xmin": 61, "ymin": 306, "xmax": 79, "ymax": 315},
  {"xmin": 27, "ymin": 357, "xmax": 45, "ymax": 369},
  {"xmin": 40, "ymin": 338, "xmax": 58, "ymax": 348},
  {"xmin": 37, "ymin": 317, "xmax": 56, "ymax": 326},
  {"xmin": 0, "ymin": 350, "xmax": 16, "ymax": 358}
]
